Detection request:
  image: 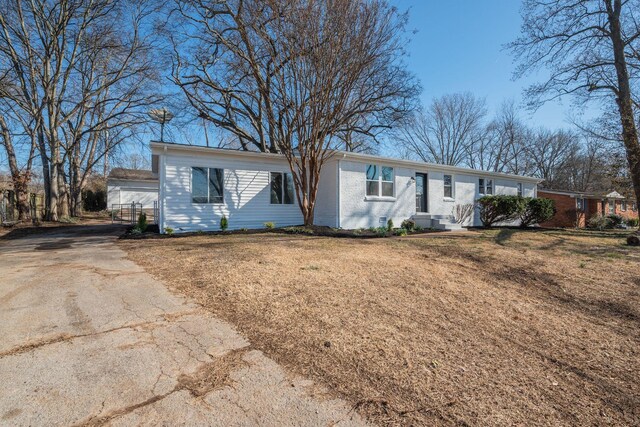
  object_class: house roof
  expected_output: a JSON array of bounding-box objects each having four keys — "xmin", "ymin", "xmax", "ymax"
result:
[
  {"xmin": 107, "ymin": 168, "xmax": 158, "ymax": 182},
  {"xmin": 539, "ymin": 188, "xmax": 635, "ymax": 201},
  {"xmin": 150, "ymin": 141, "xmax": 543, "ymax": 184}
]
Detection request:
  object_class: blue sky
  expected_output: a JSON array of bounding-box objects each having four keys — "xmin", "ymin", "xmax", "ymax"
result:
[{"xmin": 392, "ymin": 0, "xmax": 594, "ymax": 129}]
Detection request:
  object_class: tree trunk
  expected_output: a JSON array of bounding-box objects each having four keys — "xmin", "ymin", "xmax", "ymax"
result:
[
  {"xmin": 13, "ymin": 176, "xmax": 31, "ymax": 221},
  {"xmin": 608, "ymin": 1, "xmax": 640, "ymax": 230},
  {"xmin": 57, "ymin": 162, "xmax": 69, "ymax": 218},
  {"xmin": 0, "ymin": 115, "xmax": 31, "ymax": 221},
  {"xmin": 48, "ymin": 154, "xmax": 60, "ymax": 222}
]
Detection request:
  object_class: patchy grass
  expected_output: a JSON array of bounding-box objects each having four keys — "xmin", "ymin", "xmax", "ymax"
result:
[{"xmin": 120, "ymin": 228, "xmax": 640, "ymax": 426}]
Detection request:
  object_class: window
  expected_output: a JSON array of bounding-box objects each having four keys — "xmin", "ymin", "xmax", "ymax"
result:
[
  {"xmin": 621, "ymin": 200, "xmax": 627, "ymax": 211},
  {"xmin": 517, "ymin": 183, "xmax": 523, "ymax": 197},
  {"xmin": 270, "ymin": 172, "xmax": 295, "ymax": 204},
  {"xmin": 192, "ymin": 167, "xmax": 223, "ymax": 204},
  {"xmin": 366, "ymin": 164, "xmax": 394, "ymax": 197},
  {"xmin": 479, "ymin": 178, "xmax": 493, "ymax": 195},
  {"xmin": 444, "ymin": 174, "xmax": 453, "ymax": 198},
  {"xmin": 576, "ymin": 198, "xmax": 585, "ymax": 211},
  {"xmin": 608, "ymin": 200, "xmax": 615, "ymax": 214}
]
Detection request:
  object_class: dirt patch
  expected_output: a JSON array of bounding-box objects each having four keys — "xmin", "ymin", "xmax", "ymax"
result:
[{"xmin": 120, "ymin": 229, "xmax": 640, "ymax": 426}]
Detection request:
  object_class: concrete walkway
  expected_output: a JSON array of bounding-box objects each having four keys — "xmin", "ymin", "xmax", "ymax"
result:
[{"xmin": 0, "ymin": 225, "xmax": 365, "ymax": 426}]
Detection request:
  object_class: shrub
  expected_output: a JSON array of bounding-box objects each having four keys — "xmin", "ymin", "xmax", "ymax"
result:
[
  {"xmin": 264, "ymin": 221, "xmax": 276, "ymax": 229},
  {"xmin": 607, "ymin": 214, "xmax": 624, "ymax": 228},
  {"xmin": 626, "ymin": 217, "xmax": 639, "ymax": 228},
  {"xmin": 477, "ymin": 195, "xmax": 527, "ymax": 227},
  {"xmin": 520, "ymin": 197, "xmax": 555, "ymax": 227},
  {"xmin": 376, "ymin": 226, "xmax": 388, "ymax": 237},
  {"xmin": 394, "ymin": 228, "xmax": 407, "ymax": 236},
  {"xmin": 401, "ymin": 219, "xmax": 416, "ymax": 231},
  {"xmin": 627, "ymin": 232, "xmax": 640, "ymax": 246},
  {"xmin": 164, "ymin": 227, "xmax": 174, "ymax": 235},
  {"xmin": 587, "ymin": 213, "xmax": 611, "ymax": 230},
  {"xmin": 220, "ymin": 215, "xmax": 228, "ymax": 231},
  {"xmin": 453, "ymin": 203, "xmax": 475, "ymax": 224},
  {"xmin": 386, "ymin": 218, "xmax": 394, "ymax": 232},
  {"xmin": 137, "ymin": 212, "xmax": 148, "ymax": 232},
  {"xmin": 414, "ymin": 224, "xmax": 423, "ymax": 231}
]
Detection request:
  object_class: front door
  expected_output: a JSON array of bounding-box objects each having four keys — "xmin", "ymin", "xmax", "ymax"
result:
[{"xmin": 416, "ymin": 173, "xmax": 428, "ymax": 213}]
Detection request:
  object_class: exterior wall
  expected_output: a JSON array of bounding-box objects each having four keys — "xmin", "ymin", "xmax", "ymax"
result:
[
  {"xmin": 338, "ymin": 158, "xmax": 537, "ymax": 228},
  {"xmin": 538, "ymin": 192, "xmax": 639, "ymax": 228},
  {"xmin": 160, "ymin": 150, "xmax": 306, "ymax": 232},
  {"xmin": 338, "ymin": 160, "xmax": 415, "ymax": 229},
  {"xmin": 313, "ymin": 159, "xmax": 339, "ymax": 227},
  {"xmin": 538, "ymin": 191, "xmax": 581, "ymax": 228},
  {"xmin": 608, "ymin": 199, "xmax": 639, "ymax": 222},
  {"xmin": 153, "ymin": 143, "xmax": 540, "ymax": 232},
  {"xmin": 106, "ymin": 179, "xmax": 158, "ymax": 208}
]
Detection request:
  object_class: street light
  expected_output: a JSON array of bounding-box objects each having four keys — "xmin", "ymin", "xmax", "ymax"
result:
[{"xmin": 148, "ymin": 108, "xmax": 174, "ymax": 142}]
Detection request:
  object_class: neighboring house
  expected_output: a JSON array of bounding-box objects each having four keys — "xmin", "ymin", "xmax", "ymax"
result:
[
  {"xmin": 538, "ymin": 189, "xmax": 639, "ymax": 228},
  {"xmin": 107, "ymin": 167, "xmax": 159, "ymax": 208},
  {"xmin": 152, "ymin": 142, "xmax": 540, "ymax": 233}
]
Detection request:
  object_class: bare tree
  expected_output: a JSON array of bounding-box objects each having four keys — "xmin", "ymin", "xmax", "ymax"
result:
[
  {"xmin": 0, "ymin": 0, "xmax": 162, "ymax": 219},
  {"xmin": 171, "ymin": 0, "xmax": 418, "ymax": 225},
  {"xmin": 526, "ymin": 128, "xmax": 582, "ymax": 189},
  {"xmin": 509, "ymin": 0, "xmax": 640, "ymax": 226},
  {"xmin": 470, "ymin": 100, "xmax": 533, "ymax": 174},
  {"xmin": 396, "ymin": 93, "xmax": 487, "ymax": 166}
]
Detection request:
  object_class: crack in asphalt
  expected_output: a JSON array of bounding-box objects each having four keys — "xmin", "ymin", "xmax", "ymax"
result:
[
  {"xmin": 0, "ymin": 310, "xmax": 200, "ymax": 358},
  {"xmin": 74, "ymin": 347, "xmax": 252, "ymax": 426}
]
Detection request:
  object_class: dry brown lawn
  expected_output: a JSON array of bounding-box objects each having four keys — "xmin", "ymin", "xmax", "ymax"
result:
[{"xmin": 120, "ymin": 228, "xmax": 640, "ymax": 426}]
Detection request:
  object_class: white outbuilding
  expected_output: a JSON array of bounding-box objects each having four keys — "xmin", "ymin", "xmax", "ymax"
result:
[{"xmin": 107, "ymin": 167, "xmax": 159, "ymax": 209}]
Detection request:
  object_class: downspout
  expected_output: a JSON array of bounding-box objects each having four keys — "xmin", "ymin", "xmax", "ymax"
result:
[
  {"xmin": 160, "ymin": 146, "xmax": 167, "ymax": 233},
  {"xmin": 336, "ymin": 153, "xmax": 346, "ymax": 228}
]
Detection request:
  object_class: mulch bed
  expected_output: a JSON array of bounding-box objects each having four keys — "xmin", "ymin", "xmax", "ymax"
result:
[{"xmin": 120, "ymin": 224, "xmax": 442, "ymax": 240}]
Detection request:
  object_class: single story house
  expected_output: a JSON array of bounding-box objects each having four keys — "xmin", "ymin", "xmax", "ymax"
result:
[
  {"xmin": 538, "ymin": 189, "xmax": 638, "ymax": 228},
  {"xmin": 107, "ymin": 167, "xmax": 159, "ymax": 209},
  {"xmin": 151, "ymin": 142, "xmax": 541, "ymax": 233}
]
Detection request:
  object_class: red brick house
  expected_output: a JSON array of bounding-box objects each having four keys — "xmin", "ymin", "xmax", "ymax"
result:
[{"xmin": 538, "ymin": 189, "xmax": 638, "ymax": 228}]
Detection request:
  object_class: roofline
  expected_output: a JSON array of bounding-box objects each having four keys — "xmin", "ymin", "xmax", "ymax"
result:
[
  {"xmin": 107, "ymin": 177, "xmax": 159, "ymax": 183},
  {"xmin": 538, "ymin": 189, "xmax": 600, "ymax": 198},
  {"xmin": 150, "ymin": 141, "xmax": 542, "ymax": 184},
  {"xmin": 539, "ymin": 188, "xmax": 635, "ymax": 200}
]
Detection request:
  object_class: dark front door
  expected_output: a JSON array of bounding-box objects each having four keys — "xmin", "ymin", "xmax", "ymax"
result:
[{"xmin": 416, "ymin": 173, "xmax": 428, "ymax": 213}]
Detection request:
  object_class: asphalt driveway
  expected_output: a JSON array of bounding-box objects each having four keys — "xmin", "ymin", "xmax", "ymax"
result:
[{"xmin": 0, "ymin": 224, "xmax": 364, "ymax": 426}]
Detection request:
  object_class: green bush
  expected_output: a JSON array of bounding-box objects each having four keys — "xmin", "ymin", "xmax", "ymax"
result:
[
  {"xmin": 626, "ymin": 217, "xmax": 639, "ymax": 228},
  {"xmin": 220, "ymin": 215, "xmax": 228, "ymax": 231},
  {"xmin": 137, "ymin": 212, "xmax": 148, "ymax": 232},
  {"xmin": 264, "ymin": 221, "xmax": 276, "ymax": 229},
  {"xmin": 607, "ymin": 214, "xmax": 624, "ymax": 228},
  {"xmin": 478, "ymin": 195, "xmax": 527, "ymax": 227},
  {"xmin": 587, "ymin": 213, "xmax": 611, "ymax": 230},
  {"xmin": 386, "ymin": 218, "xmax": 394, "ymax": 232},
  {"xmin": 376, "ymin": 226, "xmax": 388, "ymax": 237},
  {"xmin": 164, "ymin": 227, "xmax": 174, "ymax": 235},
  {"xmin": 401, "ymin": 219, "xmax": 416, "ymax": 231},
  {"xmin": 394, "ymin": 228, "xmax": 408, "ymax": 236},
  {"xmin": 520, "ymin": 197, "xmax": 555, "ymax": 227}
]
